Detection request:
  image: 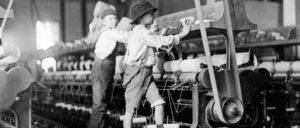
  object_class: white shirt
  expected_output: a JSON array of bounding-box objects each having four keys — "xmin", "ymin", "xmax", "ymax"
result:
[
  {"xmin": 123, "ymin": 25, "xmax": 180, "ymax": 67},
  {"xmin": 94, "ymin": 27, "xmax": 131, "ymax": 59}
]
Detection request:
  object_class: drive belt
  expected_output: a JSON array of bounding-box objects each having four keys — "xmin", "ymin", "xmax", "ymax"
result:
[{"xmin": 193, "ymin": 0, "xmax": 243, "ymax": 124}]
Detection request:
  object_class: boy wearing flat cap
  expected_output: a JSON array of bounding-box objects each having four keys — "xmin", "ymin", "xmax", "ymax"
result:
[
  {"xmin": 86, "ymin": 1, "xmax": 116, "ymax": 44},
  {"xmin": 122, "ymin": 0, "xmax": 191, "ymax": 128},
  {"xmin": 89, "ymin": 8, "xmax": 131, "ymax": 128}
]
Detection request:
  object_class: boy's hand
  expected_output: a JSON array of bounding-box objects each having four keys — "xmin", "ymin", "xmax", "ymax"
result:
[
  {"xmin": 160, "ymin": 27, "xmax": 169, "ymax": 36},
  {"xmin": 178, "ymin": 19, "xmax": 192, "ymax": 39}
]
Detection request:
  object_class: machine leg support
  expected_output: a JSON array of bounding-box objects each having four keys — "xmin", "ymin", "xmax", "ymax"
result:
[{"xmin": 191, "ymin": 85, "xmax": 199, "ymax": 128}]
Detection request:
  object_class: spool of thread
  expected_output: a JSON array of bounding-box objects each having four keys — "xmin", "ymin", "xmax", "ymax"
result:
[
  {"xmin": 291, "ymin": 73, "xmax": 300, "ymax": 80},
  {"xmin": 85, "ymin": 60, "xmax": 93, "ymax": 70},
  {"xmin": 79, "ymin": 56, "xmax": 85, "ymax": 70},
  {"xmin": 275, "ymin": 61, "xmax": 291, "ymax": 73},
  {"xmin": 211, "ymin": 52, "xmax": 255, "ymax": 67},
  {"xmin": 164, "ymin": 60, "xmax": 181, "ymax": 72},
  {"xmin": 258, "ymin": 61, "xmax": 275, "ymax": 73},
  {"xmin": 273, "ymin": 73, "xmax": 288, "ymax": 80},
  {"xmin": 63, "ymin": 61, "xmax": 69, "ymax": 71},
  {"xmin": 179, "ymin": 72, "xmax": 199, "ymax": 83},
  {"xmin": 292, "ymin": 61, "xmax": 300, "ymax": 72},
  {"xmin": 57, "ymin": 61, "xmax": 63, "ymax": 71},
  {"xmin": 180, "ymin": 58, "xmax": 206, "ymax": 72},
  {"xmin": 67, "ymin": 61, "xmax": 74, "ymax": 71},
  {"xmin": 79, "ymin": 60, "xmax": 85, "ymax": 70},
  {"xmin": 236, "ymin": 52, "xmax": 250, "ymax": 66},
  {"xmin": 115, "ymin": 56, "xmax": 125, "ymax": 74},
  {"xmin": 260, "ymin": 56, "xmax": 277, "ymax": 62},
  {"xmin": 73, "ymin": 61, "xmax": 78, "ymax": 70}
]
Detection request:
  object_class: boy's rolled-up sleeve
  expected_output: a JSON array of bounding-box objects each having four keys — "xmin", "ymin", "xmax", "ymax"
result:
[
  {"xmin": 95, "ymin": 28, "xmax": 131, "ymax": 59},
  {"xmin": 140, "ymin": 30, "xmax": 180, "ymax": 48},
  {"xmin": 102, "ymin": 29, "xmax": 132, "ymax": 43}
]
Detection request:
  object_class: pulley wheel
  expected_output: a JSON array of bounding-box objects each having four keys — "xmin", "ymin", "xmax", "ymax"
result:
[{"xmin": 206, "ymin": 98, "xmax": 244, "ymax": 124}]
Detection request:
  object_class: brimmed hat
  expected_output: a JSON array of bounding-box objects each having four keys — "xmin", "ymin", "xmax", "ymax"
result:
[
  {"xmin": 130, "ymin": 0, "xmax": 157, "ymax": 24},
  {"xmin": 101, "ymin": 8, "xmax": 117, "ymax": 19}
]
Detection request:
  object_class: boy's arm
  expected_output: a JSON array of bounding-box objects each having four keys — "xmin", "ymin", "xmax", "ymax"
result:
[
  {"xmin": 141, "ymin": 31, "xmax": 180, "ymax": 48},
  {"xmin": 102, "ymin": 29, "xmax": 131, "ymax": 43},
  {"xmin": 141, "ymin": 19, "xmax": 191, "ymax": 48}
]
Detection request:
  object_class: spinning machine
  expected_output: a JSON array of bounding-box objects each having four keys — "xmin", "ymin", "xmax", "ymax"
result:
[
  {"xmin": 38, "ymin": 0, "xmax": 275, "ymax": 128},
  {"xmin": 149, "ymin": 0, "xmax": 267, "ymax": 127}
]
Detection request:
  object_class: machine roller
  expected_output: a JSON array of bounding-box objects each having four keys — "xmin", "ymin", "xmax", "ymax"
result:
[
  {"xmin": 35, "ymin": 0, "xmax": 278, "ymax": 127},
  {"xmin": 258, "ymin": 60, "xmax": 300, "ymax": 81},
  {"xmin": 291, "ymin": 61, "xmax": 300, "ymax": 81},
  {"xmin": 150, "ymin": 0, "xmax": 269, "ymax": 127}
]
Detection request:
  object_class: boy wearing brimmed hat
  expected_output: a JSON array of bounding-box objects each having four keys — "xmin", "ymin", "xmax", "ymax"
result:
[
  {"xmin": 89, "ymin": 8, "xmax": 131, "ymax": 128},
  {"xmin": 122, "ymin": 0, "xmax": 191, "ymax": 128}
]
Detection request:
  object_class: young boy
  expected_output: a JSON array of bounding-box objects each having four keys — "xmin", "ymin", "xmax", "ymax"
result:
[
  {"xmin": 89, "ymin": 8, "xmax": 131, "ymax": 128},
  {"xmin": 86, "ymin": 1, "xmax": 115, "ymax": 44},
  {"xmin": 122, "ymin": 1, "xmax": 191, "ymax": 128}
]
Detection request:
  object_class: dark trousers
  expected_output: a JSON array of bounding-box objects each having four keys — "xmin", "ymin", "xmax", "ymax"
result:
[{"xmin": 89, "ymin": 57, "xmax": 115, "ymax": 128}]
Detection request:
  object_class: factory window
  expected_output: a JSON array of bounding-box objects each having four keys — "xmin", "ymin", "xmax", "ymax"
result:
[
  {"xmin": 36, "ymin": 21, "xmax": 59, "ymax": 72},
  {"xmin": 36, "ymin": 21, "xmax": 60, "ymax": 50}
]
